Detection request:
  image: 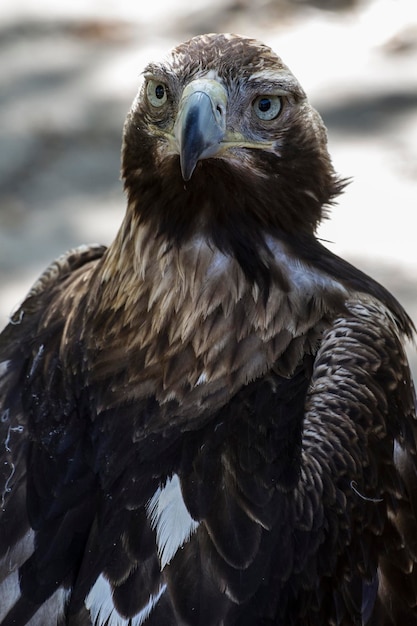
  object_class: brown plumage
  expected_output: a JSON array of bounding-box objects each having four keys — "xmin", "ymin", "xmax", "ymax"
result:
[{"xmin": 0, "ymin": 33, "xmax": 416, "ymax": 625}]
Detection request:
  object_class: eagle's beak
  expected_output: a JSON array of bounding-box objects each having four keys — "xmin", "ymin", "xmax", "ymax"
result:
[{"xmin": 174, "ymin": 79, "xmax": 227, "ymax": 181}]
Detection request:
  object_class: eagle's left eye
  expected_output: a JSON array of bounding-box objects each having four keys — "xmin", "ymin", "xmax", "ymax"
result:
[
  {"xmin": 146, "ymin": 80, "xmax": 168, "ymax": 107},
  {"xmin": 253, "ymin": 95, "xmax": 282, "ymax": 121}
]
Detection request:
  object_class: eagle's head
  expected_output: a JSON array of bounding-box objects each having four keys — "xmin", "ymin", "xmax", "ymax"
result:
[{"xmin": 121, "ymin": 33, "xmax": 345, "ymax": 283}]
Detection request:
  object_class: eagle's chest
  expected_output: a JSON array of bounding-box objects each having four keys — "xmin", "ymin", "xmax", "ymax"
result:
[{"xmin": 108, "ymin": 234, "xmax": 347, "ymax": 410}]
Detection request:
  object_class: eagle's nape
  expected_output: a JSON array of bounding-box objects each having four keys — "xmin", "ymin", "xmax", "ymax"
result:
[{"xmin": 0, "ymin": 32, "xmax": 416, "ymax": 626}]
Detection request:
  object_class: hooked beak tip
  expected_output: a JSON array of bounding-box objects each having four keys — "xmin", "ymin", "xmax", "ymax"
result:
[{"xmin": 174, "ymin": 81, "xmax": 227, "ymax": 181}]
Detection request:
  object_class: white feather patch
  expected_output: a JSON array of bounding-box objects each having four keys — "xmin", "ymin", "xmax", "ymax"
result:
[
  {"xmin": 0, "ymin": 529, "xmax": 36, "ymax": 621},
  {"xmin": 27, "ymin": 587, "xmax": 71, "ymax": 625},
  {"xmin": 85, "ymin": 574, "xmax": 166, "ymax": 626},
  {"xmin": 0, "ymin": 528, "xmax": 35, "ymax": 575},
  {"xmin": 147, "ymin": 474, "xmax": 199, "ymax": 570},
  {"xmin": 0, "ymin": 574, "xmax": 70, "ymax": 625},
  {"xmin": 0, "ymin": 360, "xmax": 10, "ymax": 377},
  {"xmin": 195, "ymin": 371, "xmax": 208, "ymax": 386},
  {"xmin": 0, "ymin": 570, "xmax": 21, "ymax": 621}
]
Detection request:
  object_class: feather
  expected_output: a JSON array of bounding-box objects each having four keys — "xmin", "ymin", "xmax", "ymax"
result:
[{"xmin": 146, "ymin": 474, "xmax": 199, "ymax": 569}]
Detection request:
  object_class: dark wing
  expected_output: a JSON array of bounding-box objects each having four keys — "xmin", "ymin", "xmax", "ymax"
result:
[
  {"xmin": 0, "ymin": 245, "xmax": 105, "ymax": 624},
  {"xmin": 159, "ymin": 296, "xmax": 417, "ymax": 626},
  {"xmin": 297, "ymin": 297, "xmax": 417, "ymax": 625}
]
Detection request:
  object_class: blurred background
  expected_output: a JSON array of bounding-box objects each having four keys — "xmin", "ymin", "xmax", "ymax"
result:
[{"xmin": 1, "ymin": 0, "xmax": 416, "ymax": 375}]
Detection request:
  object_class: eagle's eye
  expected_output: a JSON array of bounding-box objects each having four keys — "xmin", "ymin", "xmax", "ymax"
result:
[
  {"xmin": 146, "ymin": 80, "xmax": 168, "ymax": 107},
  {"xmin": 253, "ymin": 95, "xmax": 282, "ymax": 121}
]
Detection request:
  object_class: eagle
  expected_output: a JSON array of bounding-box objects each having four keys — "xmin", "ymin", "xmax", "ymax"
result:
[{"xmin": 0, "ymin": 32, "xmax": 416, "ymax": 626}]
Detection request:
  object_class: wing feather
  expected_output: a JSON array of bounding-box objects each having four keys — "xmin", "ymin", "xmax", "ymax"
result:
[{"xmin": 0, "ymin": 245, "xmax": 106, "ymax": 623}]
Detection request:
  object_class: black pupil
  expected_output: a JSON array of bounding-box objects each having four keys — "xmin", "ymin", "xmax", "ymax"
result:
[
  {"xmin": 258, "ymin": 98, "xmax": 271, "ymax": 112},
  {"xmin": 155, "ymin": 84, "xmax": 165, "ymax": 100}
]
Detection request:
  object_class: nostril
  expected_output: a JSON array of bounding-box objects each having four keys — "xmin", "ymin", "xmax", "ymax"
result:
[{"xmin": 215, "ymin": 105, "xmax": 225, "ymax": 125}]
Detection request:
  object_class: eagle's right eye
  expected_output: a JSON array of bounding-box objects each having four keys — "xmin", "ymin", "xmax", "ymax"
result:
[
  {"xmin": 146, "ymin": 80, "xmax": 168, "ymax": 107},
  {"xmin": 253, "ymin": 95, "xmax": 282, "ymax": 121}
]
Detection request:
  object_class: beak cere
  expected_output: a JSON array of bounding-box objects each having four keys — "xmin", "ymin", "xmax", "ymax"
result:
[{"xmin": 174, "ymin": 79, "xmax": 227, "ymax": 181}]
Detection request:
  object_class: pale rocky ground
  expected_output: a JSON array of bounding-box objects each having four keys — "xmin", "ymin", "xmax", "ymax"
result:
[{"xmin": 1, "ymin": 0, "xmax": 416, "ymax": 375}]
